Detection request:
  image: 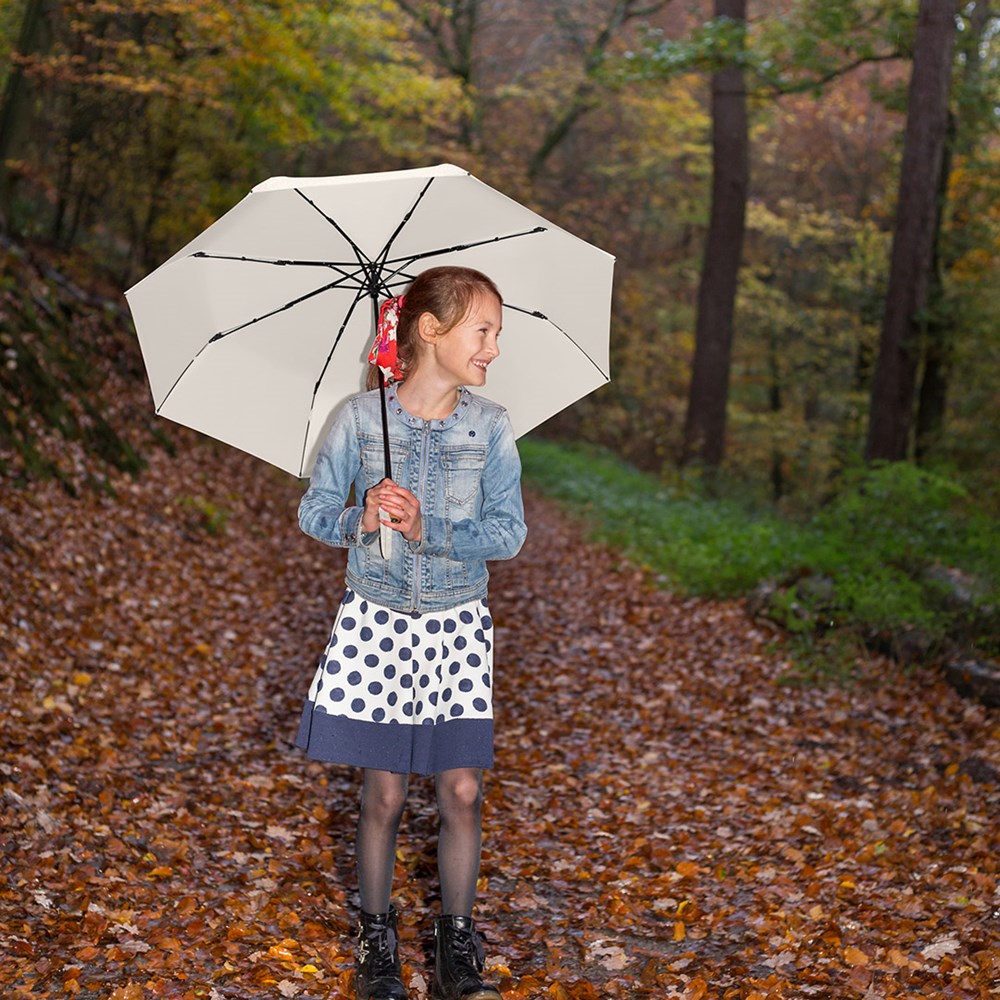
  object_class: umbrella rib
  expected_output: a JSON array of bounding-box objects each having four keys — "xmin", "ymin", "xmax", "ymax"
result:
[
  {"xmin": 298, "ymin": 286, "xmax": 369, "ymax": 476},
  {"xmin": 504, "ymin": 303, "xmax": 610, "ymax": 380},
  {"xmin": 208, "ymin": 278, "xmax": 353, "ymax": 344},
  {"xmin": 155, "ymin": 276, "xmax": 351, "ymax": 415},
  {"xmin": 383, "ymin": 227, "xmax": 547, "ymax": 274},
  {"xmin": 191, "ymin": 250, "xmax": 362, "ymax": 277}
]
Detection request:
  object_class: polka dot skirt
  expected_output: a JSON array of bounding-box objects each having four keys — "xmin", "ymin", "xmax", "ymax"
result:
[{"xmin": 295, "ymin": 590, "xmax": 495, "ymax": 775}]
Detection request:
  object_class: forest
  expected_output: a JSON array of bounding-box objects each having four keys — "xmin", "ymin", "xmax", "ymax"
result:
[
  {"xmin": 1, "ymin": 3, "xmax": 999, "ymax": 998},
  {"xmin": 1, "ymin": 0, "xmax": 997, "ymax": 498}
]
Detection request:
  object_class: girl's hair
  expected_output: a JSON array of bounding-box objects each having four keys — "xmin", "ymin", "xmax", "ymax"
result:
[{"xmin": 366, "ymin": 265, "xmax": 502, "ymax": 390}]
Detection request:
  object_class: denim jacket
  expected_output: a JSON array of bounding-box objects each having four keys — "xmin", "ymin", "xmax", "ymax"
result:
[{"xmin": 299, "ymin": 386, "xmax": 527, "ymax": 612}]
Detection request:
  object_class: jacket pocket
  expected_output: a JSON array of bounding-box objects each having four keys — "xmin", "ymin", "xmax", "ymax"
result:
[
  {"xmin": 361, "ymin": 439, "xmax": 410, "ymax": 488},
  {"xmin": 441, "ymin": 446, "xmax": 487, "ymax": 514}
]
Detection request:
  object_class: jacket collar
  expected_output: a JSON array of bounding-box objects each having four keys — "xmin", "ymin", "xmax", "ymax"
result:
[{"xmin": 384, "ymin": 386, "xmax": 473, "ymax": 431}]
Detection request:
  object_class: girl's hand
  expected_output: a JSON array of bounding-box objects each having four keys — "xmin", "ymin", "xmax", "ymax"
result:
[{"xmin": 364, "ymin": 479, "xmax": 422, "ymax": 541}]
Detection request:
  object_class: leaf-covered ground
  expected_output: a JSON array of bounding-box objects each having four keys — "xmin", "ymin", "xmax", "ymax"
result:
[{"xmin": 2, "ymin": 402, "xmax": 998, "ymax": 998}]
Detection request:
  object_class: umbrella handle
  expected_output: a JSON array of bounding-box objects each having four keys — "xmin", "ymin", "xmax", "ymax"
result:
[{"xmin": 377, "ymin": 367, "xmax": 393, "ymax": 481}]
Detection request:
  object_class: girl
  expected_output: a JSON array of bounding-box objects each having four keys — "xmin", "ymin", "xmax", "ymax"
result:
[{"xmin": 296, "ymin": 266, "xmax": 526, "ymax": 1000}]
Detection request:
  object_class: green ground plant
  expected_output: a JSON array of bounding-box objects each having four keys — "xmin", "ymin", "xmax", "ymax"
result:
[{"xmin": 519, "ymin": 437, "xmax": 1000, "ymax": 681}]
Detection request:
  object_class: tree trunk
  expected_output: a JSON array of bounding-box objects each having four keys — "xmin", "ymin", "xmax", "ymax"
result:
[
  {"xmin": 0, "ymin": 0, "xmax": 58, "ymax": 230},
  {"xmin": 915, "ymin": 1, "xmax": 992, "ymax": 460},
  {"xmin": 865, "ymin": 0, "xmax": 958, "ymax": 462},
  {"xmin": 680, "ymin": 0, "xmax": 748, "ymax": 467}
]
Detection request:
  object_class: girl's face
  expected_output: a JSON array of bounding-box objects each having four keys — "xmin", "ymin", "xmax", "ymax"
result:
[{"xmin": 428, "ymin": 292, "xmax": 502, "ymax": 388}]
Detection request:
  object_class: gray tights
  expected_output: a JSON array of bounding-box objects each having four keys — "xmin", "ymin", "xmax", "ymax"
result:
[{"xmin": 356, "ymin": 767, "xmax": 483, "ymax": 917}]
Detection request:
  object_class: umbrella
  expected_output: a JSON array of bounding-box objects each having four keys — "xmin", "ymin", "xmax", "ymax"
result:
[{"xmin": 124, "ymin": 163, "xmax": 614, "ymax": 478}]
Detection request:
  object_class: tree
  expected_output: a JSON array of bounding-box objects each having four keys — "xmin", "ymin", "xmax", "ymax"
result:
[
  {"xmin": 679, "ymin": 0, "xmax": 748, "ymax": 467},
  {"xmin": 914, "ymin": 0, "xmax": 996, "ymax": 459},
  {"xmin": 0, "ymin": 0, "xmax": 57, "ymax": 229},
  {"xmin": 865, "ymin": 0, "xmax": 959, "ymax": 462}
]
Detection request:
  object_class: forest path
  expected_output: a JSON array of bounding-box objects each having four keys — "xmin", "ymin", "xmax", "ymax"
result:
[{"xmin": 1, "ymin": 435, "xmax": 997, "ymax": 1000}]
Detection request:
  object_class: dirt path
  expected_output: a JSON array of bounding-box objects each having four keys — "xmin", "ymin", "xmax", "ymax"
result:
[{"xmin": 1, "ymin": 436, "xmax": 997, "ymax": 999}]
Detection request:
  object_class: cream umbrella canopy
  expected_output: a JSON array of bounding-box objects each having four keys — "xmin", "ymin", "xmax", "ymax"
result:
[{"xmin": 124, "ymin": 163, "xmax": 614, "ymax": 478}]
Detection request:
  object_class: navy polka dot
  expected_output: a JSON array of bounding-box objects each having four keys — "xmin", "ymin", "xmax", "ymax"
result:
[
  {"xmin": 309, "ymin": 595, "xmax": 493, "ymax": 732},
  {"xmin": 343, "ymin": 591, "xmax": 355, "ymax": 604}
]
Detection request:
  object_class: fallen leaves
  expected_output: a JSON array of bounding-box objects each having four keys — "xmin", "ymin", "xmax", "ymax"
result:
[{"xmin": 1, "ymin": 302, "xmax": 999, "ymax": 998}]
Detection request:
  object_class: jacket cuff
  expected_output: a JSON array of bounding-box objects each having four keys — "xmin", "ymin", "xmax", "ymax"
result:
[{"xmin": 406, "ymin": 514, "xmax": 450, "ymax": 555}]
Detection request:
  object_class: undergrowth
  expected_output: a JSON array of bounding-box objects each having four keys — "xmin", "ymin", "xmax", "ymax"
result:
[{"xmin": 519, "ymin": 437, "xmax": 1000, "ymax": 682}]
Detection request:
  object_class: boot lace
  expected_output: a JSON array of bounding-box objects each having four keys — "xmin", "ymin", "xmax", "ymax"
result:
[
  {"xmin": 361, "ymin": 923, "xmax": 400, "ymax": 980},
  {"xmin": 450, "ymin": 924, "xmax": 485, "ymax": 973}
]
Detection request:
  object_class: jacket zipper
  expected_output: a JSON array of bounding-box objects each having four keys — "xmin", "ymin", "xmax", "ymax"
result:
[{"xmin": 411, "ymin": 420, "xmax": 431, "ymax": 610}]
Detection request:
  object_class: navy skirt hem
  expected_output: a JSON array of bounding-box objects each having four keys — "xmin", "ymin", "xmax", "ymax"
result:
[{"xmin": 296, "ymin": 703, "xmax": 494, "ymax": 775}]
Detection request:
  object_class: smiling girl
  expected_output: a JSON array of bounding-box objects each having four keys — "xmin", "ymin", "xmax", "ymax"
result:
[{"xmin": 296, "ymin": 266, "xmax": 526, "ymax": 1000}]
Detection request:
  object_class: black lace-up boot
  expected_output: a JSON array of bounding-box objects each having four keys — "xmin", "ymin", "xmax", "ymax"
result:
[
  {"xmin": 431, "ymin": 915, "xmax": 502, "ymax": 1000},
  {"xmin": 355, "ymin": 907, "xmax": 408, "ymax": 1000}
]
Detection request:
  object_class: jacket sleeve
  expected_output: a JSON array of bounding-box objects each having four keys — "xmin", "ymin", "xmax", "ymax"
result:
[
  {"xmin": 298, "ymin": 402, "xmax": 370, "ymax": 548},
  {"xmin": 410, "ymin": 409, "xmax": 527, "ymax": 562}
]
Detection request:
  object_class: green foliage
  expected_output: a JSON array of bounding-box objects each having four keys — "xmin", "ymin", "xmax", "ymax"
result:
[
  {"xmin": 519, "ymin": 437, "xmax": 801, "ymax": 597},
  {"xmin": 519, "ymin": 437, "xmax": 1000, "ymax": 676},
  {"xmin": 177, "ymin": 494, "xmax": 230, "ymax": 536},
  {"xmin": 0, "ymin": 243, "xmax": 146, "ymax": 491}
]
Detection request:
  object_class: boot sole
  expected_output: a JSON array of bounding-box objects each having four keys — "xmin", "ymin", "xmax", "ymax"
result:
[{"xmin": 430, "ymin": 992, "xmax": 501, "ymax": 1000}]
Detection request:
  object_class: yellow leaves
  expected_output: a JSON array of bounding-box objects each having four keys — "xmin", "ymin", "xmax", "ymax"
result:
[
  {"xmin": 267, "ymin": 938, "xmax": 301, "ymax": 963},
  {"xmin": 683, "ymin": 978, "xmax": 708, "ymax": 1000},
  {"xmin": 843, "ymin": 945, "xmax": 869, "ymax": 966},
  {"xmin": 108, "ymin": 985, "xmax": 144, "ymax": 1000}
]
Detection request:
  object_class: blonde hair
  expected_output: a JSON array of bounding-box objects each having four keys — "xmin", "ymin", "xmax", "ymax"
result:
[{"xmin": 366, "ymin": 266, "xmax": 502, "ymax": 390}]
